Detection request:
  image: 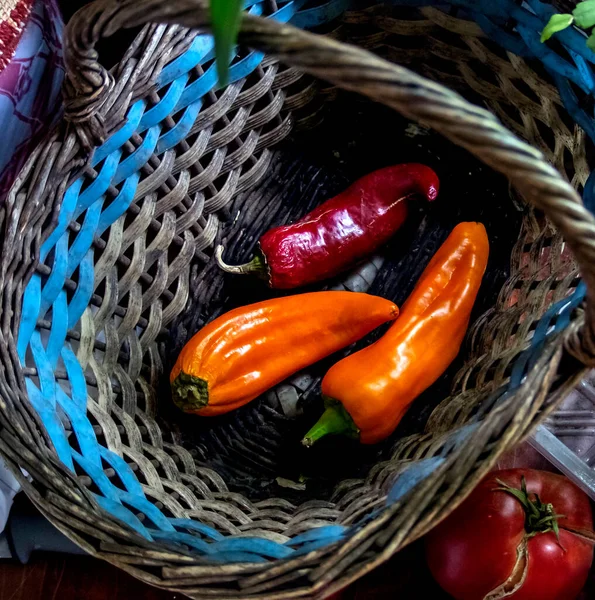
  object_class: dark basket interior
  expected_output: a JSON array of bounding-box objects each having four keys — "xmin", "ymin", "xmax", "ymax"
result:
[{"xmin": 159, "ymin": 91, "xmax": 523, "ymax": 503}]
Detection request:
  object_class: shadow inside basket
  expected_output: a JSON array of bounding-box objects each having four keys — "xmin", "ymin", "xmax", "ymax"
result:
[{"xmin": 159, "ymin": 92, "xmax": 523, "ymax": 503}]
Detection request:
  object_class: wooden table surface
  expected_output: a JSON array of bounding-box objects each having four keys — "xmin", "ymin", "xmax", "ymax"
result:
[
  {"xmin": 3, "ymin": 529, "xmax": 595, "ymax": 599},
  {"xmin": 0, "ymin": 541, "xmax": 448, "ymax": 600}
]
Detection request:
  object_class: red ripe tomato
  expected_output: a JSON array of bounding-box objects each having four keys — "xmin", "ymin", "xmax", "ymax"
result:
[{"xmin": 425, "ymin": 469, "xmax": 594, "ymax": 600}]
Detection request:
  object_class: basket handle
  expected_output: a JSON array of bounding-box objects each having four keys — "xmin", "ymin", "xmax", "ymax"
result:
[
  {"xmin": 64, "ymin": 0, "xmax": 595, "ymax": 363},
  {"xmin": 63, "ymin": 0, "xmax": 212, "ymax": 147}
]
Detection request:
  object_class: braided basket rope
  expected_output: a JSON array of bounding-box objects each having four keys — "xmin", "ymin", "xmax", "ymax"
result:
[{"xmin": 2, "ymin": 0, "xmax": 595, "ymax": 596}]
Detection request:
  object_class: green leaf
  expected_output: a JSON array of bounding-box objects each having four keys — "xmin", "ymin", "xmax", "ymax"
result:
[
  {"xmin": 552, "ymin": 517, "xmax": 561, "ymax": 543},
  {"xmin": 494, "ymin": 479, "xmax": 530, "ymax": 509},
  {"xmin": 211, "ymin": 0, "xmax": 244, "ymax": 87},
  {"xmin": 588, "ymin": 31, "xmax": 595, "ymax": 51},
  {"xmin": 573, "ymin": 0, "xmax": 595, "ymax": 28},
  {"xmin": 540, "ymin": 13, "xmax": 574, "ymax": 42}
]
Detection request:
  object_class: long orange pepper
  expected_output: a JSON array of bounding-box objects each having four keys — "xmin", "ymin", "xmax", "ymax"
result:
[
  {"xmin": 170, "ymin": 292, "xmax": 399, "ymax": 416},
  {"xmin": 303, "ymin": 222, "xmax": 489, "ymax": 446}
]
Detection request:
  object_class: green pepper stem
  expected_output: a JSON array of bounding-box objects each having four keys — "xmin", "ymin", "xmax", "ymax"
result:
[
  {"xmin": 302, "ymin": 400, "xmax": 360, "ymax": 447},
  {"xmin": 215, "ymin": 245, "xmax": 269, "ymax": 281},
  {"xmin": 171, "ymin": 372, "xmax": 209, "ymax": 412}
]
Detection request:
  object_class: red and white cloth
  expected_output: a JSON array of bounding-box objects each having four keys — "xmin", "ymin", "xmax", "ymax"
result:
[{"xmin": 0, "ymin": 0, "xmax": 34, "ymax": 72}]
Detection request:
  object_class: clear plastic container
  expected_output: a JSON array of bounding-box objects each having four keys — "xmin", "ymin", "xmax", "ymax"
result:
[{"xmin": 530, "ymin": 373, "xmax": 595, "ymax": 499}]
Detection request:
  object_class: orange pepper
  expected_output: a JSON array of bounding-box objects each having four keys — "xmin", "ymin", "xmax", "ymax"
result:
[
  {"xmin": 170, "ymin": 292, "xmax": 399, "ymax": 416},
  {"xmin": 303, "ymin": 222, "xmax": 489, "ymax": 445}
]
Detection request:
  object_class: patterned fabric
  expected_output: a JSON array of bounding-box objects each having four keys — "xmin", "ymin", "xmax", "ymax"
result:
[{"xmin": 0, "ymin": 0, "xmax": 63, "ymax": 202}]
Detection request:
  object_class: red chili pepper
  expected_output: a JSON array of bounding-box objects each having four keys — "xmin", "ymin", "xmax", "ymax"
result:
[{"xmin": 216, "ymin": 164, "xmax": 439, "ymax": 289}]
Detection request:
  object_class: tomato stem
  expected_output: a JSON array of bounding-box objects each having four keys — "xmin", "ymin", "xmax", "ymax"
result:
[{"xmin": 494, "ymin": 476, "xmax": 565, "ymax": 546}]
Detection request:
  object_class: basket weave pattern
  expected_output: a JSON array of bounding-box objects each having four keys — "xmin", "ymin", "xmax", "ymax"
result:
[{"xmin": 1, "ymin": 0, "xmax": 595, "ymax": 597}]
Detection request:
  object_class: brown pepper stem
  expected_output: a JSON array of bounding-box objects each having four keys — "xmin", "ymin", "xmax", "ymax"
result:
[
  {"xmin": 215, "ymin": 245, "xmax": 270, "ymax": 282},
  {"xmin": 171, "ymin": 372, "xmax": 209, "ymax": 412},
  {"xmin": 302, "ymin": 398, "xmax": 360, "ymax": 447}
]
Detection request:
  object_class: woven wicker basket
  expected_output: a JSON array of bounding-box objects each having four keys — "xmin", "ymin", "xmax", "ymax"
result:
[{"xmin": 2, "ymin": 0, "xmax": 595, "ymax": 597}]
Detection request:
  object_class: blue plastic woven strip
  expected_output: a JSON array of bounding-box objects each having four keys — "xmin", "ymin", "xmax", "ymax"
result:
[{"xmin": 16, "ymin": 0, "xmax": 351, "ymax": 562}]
